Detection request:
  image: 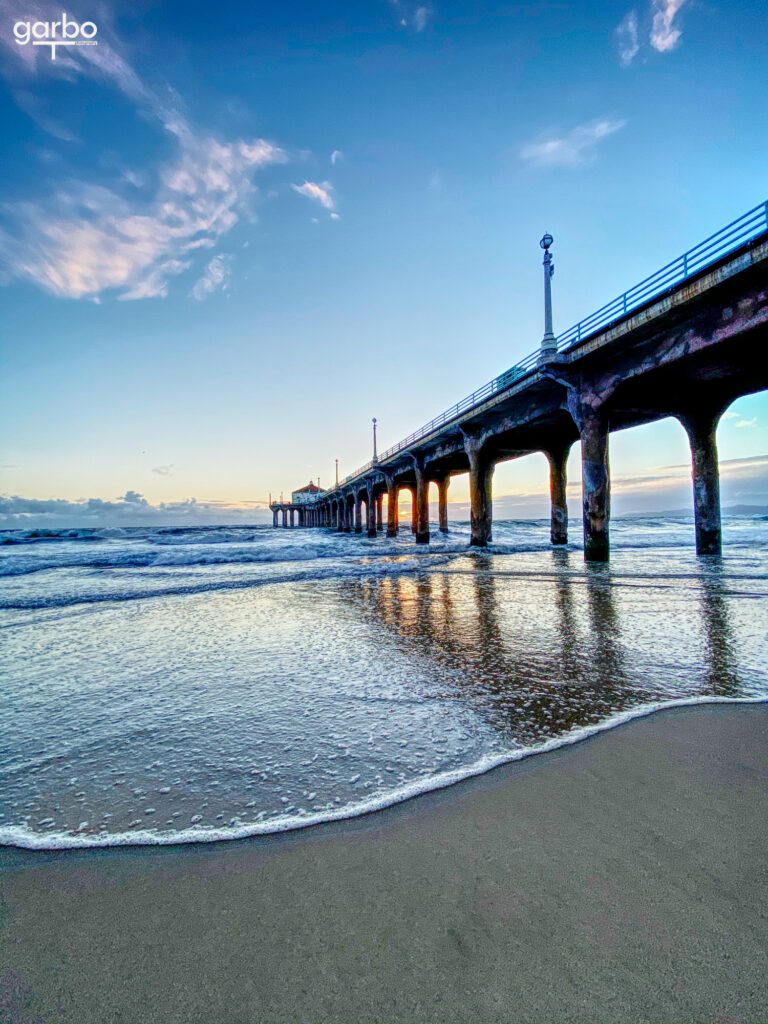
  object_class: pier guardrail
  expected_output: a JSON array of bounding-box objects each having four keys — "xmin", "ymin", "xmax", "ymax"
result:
[{"xmin": 336, "ymin": 201, "xmax": 768, "ymax": 488}]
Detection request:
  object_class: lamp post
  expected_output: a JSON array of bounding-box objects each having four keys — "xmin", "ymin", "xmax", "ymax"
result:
[
  {"xmin": 372, "ymin": 417, "xmax": 378, "ymax": 464},
  {"xmin": 539, "ymin": 232, "xmax": 557, "ymax": 361},
  {"xmin": 335, "ymin": 459, "xmax": 339, "ymax": 487}
]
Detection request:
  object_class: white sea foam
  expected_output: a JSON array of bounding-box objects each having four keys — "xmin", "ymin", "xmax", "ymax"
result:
[{"xmin": 1, "ymin": 695, "xmax": 764, "ymax": 851}]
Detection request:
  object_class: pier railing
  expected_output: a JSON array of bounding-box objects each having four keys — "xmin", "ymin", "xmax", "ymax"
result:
[{"xmin": 336, "ymin": 201, "xmax": 768, "ymax": 489}]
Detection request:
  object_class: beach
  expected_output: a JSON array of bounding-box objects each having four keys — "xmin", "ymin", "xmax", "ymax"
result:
[{"xmin": 2, "ymin": 703, "xmax": 766, "ymax": 1024}]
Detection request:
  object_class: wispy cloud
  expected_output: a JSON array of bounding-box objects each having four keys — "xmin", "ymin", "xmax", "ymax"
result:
[
  {"xmin": 650, "ymin": 0, "xmax": 686, "ymax": 53},
  {"xmin": 191, "ymin": 254, "xmax": 231, "ymax": 301},
  {"xmin": 330, "ymin": 150, "xmax": 344, "ymax": 165},
  {"xmin": 291, "ymin": 180, "xmax": 336, "ymax": 211},
  {"xmin": 0, "ymin": 2, "xmax": 297, "ymax": 301},
  {"xmin": 152, "ymin": 465, "xmax": 175, "ymax": 477},
  {"xmin": 521, "ymin": 118, "xmax": 626, "ymax": 168},
  {"xmin": 616, "ymin": 10, "xmax": 640, "ymax": 66},
  {"xmin": 389, "ymin": 0, "xmax": 430, "ymax": 33}
]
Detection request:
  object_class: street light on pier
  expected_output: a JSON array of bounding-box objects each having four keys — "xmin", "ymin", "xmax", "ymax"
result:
[
  {"xmin": 372, "ymin": 417, "xmax": 378, "ymax": 464},
  {"xmin": 539, "ymin": 232, "xmax": 557, "ymax": 361},
  {"xmin": 335, "ymin": 459, "xmax": 339, "ymax": 487}
]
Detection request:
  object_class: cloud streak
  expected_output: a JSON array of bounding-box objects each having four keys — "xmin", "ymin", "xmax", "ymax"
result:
[
  {"xmin": 291, "ymin": 180, "xmax": 336, "ymax": 211},
  {"xmin": 616, "ymin": 10, "xmax": 640, "ymax": 66},
  {"xmin": 650, "ymin": 0, "xmax": 686, "ymax": 53},
  {"xmin": 521, "ymin": 118, "xmax": 626, "ymax": 168}
]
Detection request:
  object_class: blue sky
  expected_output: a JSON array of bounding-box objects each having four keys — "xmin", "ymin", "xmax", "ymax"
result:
[{"xmin": 0, "ymin": 0, "xmax": 766, "ymax": 527}]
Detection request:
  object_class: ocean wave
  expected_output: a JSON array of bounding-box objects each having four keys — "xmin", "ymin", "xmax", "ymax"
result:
[{"xmin": 2, "ymin": 695, "xmax": 764, "ymax": 851}]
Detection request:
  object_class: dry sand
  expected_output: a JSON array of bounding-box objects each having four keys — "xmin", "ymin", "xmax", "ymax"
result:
[{"xmin": 1, "ymin": 703, "xmax": 766, "ymax": 1024}]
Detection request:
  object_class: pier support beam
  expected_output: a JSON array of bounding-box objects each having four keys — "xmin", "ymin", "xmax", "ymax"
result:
[
  {"xmin": 376, "ymin": 494, "xmax": 383, "ymax": 533},
  {"xmin": 385, "ymin": 478, "xmax": 398, "ymax": 537},
  {"xmin": 464, "ymin": 436, "xmax": 494, "ymax": 547},
  {"xmin": 282, "ymin": 509, "xmax": 287, "ymax": 528},
  {"xmin": 437, "ymin": 477, "xmax": 450, "ymax": 534},
  {"xmin": 678, "ymin": 406, "xmax": 725, "ymax": 556},
  {"xmin": 290, "ymin": 509, "xmax": 295, "ymax": 528},
  {"xmin": 579, "ymin": 412, "xmax": 610, "ymax": 562},
  {"xmin": 545, "ymin": 443, "xmax": 571, "ymax": 545},
  {"xmin": 366, "ymin": 486, "xmax": 377, "ymax": 538},
  {"xmin": 272, "ymin": 509, "xmax": 278, "ymax": 528},
  {"xmin": 336, "ymin": 501, "xmax": 343, "ymax": 532},
  {"xmin": 354, "ymin": 496, "xmax": 363, "ymax": 534},
  {"xmin": 344, "ymin": 498, "xmax": 352, "ymax": 532},
  {"xmin": 411, "ymin": 459, "xmax": 430, "ymax": 544}
]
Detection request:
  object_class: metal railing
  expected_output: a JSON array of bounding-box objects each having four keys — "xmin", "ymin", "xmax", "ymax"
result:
[{"xmin": 333, "ymin": 201, "xmax": 768, "ymax": 491}]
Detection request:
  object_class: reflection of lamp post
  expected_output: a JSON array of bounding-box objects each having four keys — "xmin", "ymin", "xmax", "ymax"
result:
[
  {"xmin": 335, "ymin": 459, "xmax": 339, "ymax": 487},
  {"xmin": 372, "ymin": 417, "xmax": 378, "ymax": 464},
  {"xmin": 539, "ymin": 232, "xmax": 557, "ymax": 361}
]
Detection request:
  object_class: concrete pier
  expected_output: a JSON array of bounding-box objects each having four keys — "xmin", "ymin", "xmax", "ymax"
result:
[
  {"xmin": 437, "ymin": 477, "xmax": 450, "ymax": 534},
  {"xmin": 578, "ymin": 411, "xmax": 610, "ymax": 563},
  {"xmin": 270, "ymin": 227, "xmax": 767, "ymax": 559},
  {"xmin": 546, "ymin": 443, "xmax": 571, "ymax": 545},
  {"xmin": 679, "ymin": 406, "xmax": 724, "ymax": 556},
  {"xmin": 464, "ymin": 437, "xmax": 494, "ymax": 548}
]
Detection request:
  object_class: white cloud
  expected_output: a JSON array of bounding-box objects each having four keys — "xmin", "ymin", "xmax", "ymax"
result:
[
  {"xmin": 191, "ymin": 254, "xmax": 231, "ymax": 300},
  {"xmin": 414, "ymin": 6, "xmax": 428, "ymax": 32},
  {"xmin": 521, "ymin": 119, "xmax": 626, "ymax": 168},
  {"xmin": 0, "ymin": 2, "xmax": 288, "ymax": 301},
  {"xmin": 650, "ymin": 0, "xmax": 686, "ymax": 53},
  {"xmin": 291, "ymin": 180, "xmax": 336, "ymax": 211},
  {"xmin": 152, "ymin": 465, "xmax": 175, "ymax": 476},
  {"xmin": 330, "ymin": 149, "xmax": 344, "ymax": 165},
  {"xmin": 734, "ymin": 418, "xmax": 757, "ymax": 429},
  {"xmin": 0, "ymin": 492, "xmax": 272, "ymax": 528},
  {"xmin": 616, "ymin": 10, "xmax": 640, "ymax": 66}
]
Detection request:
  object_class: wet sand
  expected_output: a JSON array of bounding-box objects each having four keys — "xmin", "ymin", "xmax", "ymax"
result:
[{"xmin": 1, "ymin": 703, "xmax": 766, "ymax": 1024}]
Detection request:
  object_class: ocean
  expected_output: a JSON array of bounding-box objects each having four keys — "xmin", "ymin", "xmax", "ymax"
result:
[{"xmin": 2, "ymin": 515, "xmax": 767, "ymax": 850}]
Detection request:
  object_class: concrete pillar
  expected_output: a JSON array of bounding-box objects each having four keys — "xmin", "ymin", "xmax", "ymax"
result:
[
  {"xmin": 290, "ymin": 508, "xmax": 295, "ymax": 528},
  {"xmin": 376, "ymin": 494, "xmax": 383, "ymax": 532},
  {"xmin": 545, "ymin": 443, "xmax": 571, "ymax": 545},
  {"xmin": 344, "ymin": 498, "xmax": 352, "ymax": 532},
  {"xmin": 580, "ymin": 412, "xmax": 610, "ymax": 562},
  {"xmin": 385, "ymin": 479, "xmax": 398, "ymax": 537},
  {"xmin": 336, "ymin": 502, "xmax": 343, "ymax": 532},
  {"xmin": 465, "ymin": 442, "xmax": 494, "ymax": 547},
  {"xmin": 366, "ymin": 487, "xmax": 377, "ymax": 538},
  {"xmin": 678, "ymin": 408, "xmax": 723, "ymax": 556},
  {"xmin": 272, "ymin": 509, "xmax": 278, "ymax": 528},
  {"xmin": 409, "ymin": 488, "xmax": 417, "ymax": 534},
  {"xmin": 354, "ymin": 496, "xmax": 362, "ymax": 534},
  {"xmin": 437, "ymin": 477, "xmax": 450, "ymax": 534},
  {"xmin": 281, "ymin": 508, "xmax": 287, "ymax": 528},
  {"xmin": 412, "ymin": 462, "xmax": 430, "ymax": 544}
]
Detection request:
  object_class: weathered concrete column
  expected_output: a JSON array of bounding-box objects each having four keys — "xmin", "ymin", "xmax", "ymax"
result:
[
  {"xmin": 290, "ymin": 508, "xmax": 295, "ymax": 528},
  {"xmin": 376, "ymin": 494, "xmax": 383, "ymax": 532},
  {"xmin": 437, "ymin": 477, "xmax": 450, "ymax": 534},
  {"xmin": 579, "ymin": 412, "xmax": 610, "ymax": 562},
  {"xmin": 344, "ymin": 498, "xmax": 352, "ymax": 532},
  {"xmin": 354, "ymin": 496, "xmax": 363, "ymax": 534},
  {"xmin": 678, "ymin": 408, "xmax": 724, "ymax": 556},
  {"xmin": 385, "ymin": 478, "xmax": 398, "ymax": 537},
  {"xmin": 464, "ymin": 441, "xmax": 494, "ymax": 547},
  {"xmin": 337, "ymin": 501, "xmax": 343, "ymax": 532},
  {"xmin": 272, "ymin": 509, "xmax": 278, "ymax": 528},
  {"xmin": 366, "ymin": 486, "xmax": 377, "ymax": 538},
  {"xmin": 281, "ymin": 508, "xmax": 287, "ymax": 528},
  {"xmin": 545, "ymin": 442, "xmax": 572, "ymax": 545},
  {"xmin": 411, "ymin": 459, "xmax": 430, "ymax": 544}
]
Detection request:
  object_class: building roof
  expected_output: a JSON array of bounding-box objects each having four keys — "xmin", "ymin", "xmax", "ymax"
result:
[{"xmin": 292, "ymin": 482, "xmax": 325, "ymax": 494}]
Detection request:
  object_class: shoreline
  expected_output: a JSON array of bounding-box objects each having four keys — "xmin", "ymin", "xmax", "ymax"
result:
[
  {"xmin": 2, "ymin": 702, "xmax": 767, "ymax": 1023},
  {"xmin": 2, "ymin": 695, "xmax": 767, "ymax": 854}
]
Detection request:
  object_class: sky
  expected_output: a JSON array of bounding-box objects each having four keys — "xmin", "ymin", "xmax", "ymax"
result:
[{"xmin": 0, "ymin": 0, "xmax": 766, "ymax": 528}]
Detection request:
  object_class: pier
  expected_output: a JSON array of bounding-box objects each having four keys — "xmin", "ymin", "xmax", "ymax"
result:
[{"xmin": 270, "ymin": 203, "xmax": 768, "ymax": 560}]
